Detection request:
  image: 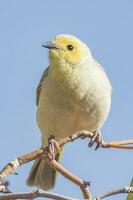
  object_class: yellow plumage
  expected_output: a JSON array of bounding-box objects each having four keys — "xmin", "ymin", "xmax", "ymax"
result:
[{"xmin": 27, "ymin": 34, "xmax": 112, "ymax": 190}]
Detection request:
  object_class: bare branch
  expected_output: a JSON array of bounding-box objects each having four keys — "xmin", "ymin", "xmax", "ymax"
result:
[
  {"xmin": 1, "ymin": 130, "xmax": 133, "ymax": 199},
  {"xmin": 94, "ymin": 186, "xmax": 133, "ymax": 199},
  {"xmin": 43, "ymin": 155, "xmax": 92, "ymax": 199},
  {"xmin": 0, "ymin": 189, "xmax": 75, "ymax": 200}
]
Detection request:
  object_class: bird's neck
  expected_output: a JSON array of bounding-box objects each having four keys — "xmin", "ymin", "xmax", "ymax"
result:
[{"xmin": 48, "ymin": 58, "xmax": 93, "ymax": 101}]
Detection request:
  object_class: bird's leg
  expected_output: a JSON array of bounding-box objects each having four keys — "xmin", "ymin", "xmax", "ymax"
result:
[
  {"xmin": 88, "ymin": 131, "xmax": 104, "ymax": 150},
  {"xmin": 47, "ymin": 136, "xmax": 61, "ymax": 159},
  {"xmin": 48, "ymin": 136, "xmax": 55, "ymax": 159}
]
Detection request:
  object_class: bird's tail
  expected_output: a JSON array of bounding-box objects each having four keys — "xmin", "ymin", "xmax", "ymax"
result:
[{"xmin": 26, "ymin": 150, "xmax": 63, "ymax": 190}]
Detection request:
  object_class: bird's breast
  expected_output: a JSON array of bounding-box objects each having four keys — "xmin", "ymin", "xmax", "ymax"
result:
[{"xmin": 37, "ymin": 68, "xmax": 111, "ymax": 142}]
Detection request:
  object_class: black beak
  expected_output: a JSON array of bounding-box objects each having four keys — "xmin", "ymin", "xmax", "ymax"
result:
[{"xmin": 42, "ymin": 42, "xmax": 60, "ymax": 50}]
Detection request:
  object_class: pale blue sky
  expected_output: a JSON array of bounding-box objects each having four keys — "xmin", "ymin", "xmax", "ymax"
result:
[{"xmin": 0, "ymin": 1, "xmax": 133, "ymax": 199}]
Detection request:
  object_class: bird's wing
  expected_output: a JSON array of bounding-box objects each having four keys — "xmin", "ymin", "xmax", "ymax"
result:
[{"xmin": 36, "ymin": 67, "xmax": 49, "ymax": 106}]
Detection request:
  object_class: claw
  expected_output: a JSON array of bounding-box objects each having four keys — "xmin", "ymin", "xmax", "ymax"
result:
[
  {"xmin": 88, "ymin": 132, "xmax": 99, "ymax": 147},
  {"xmin": 47, "ymin": 136, "xmax": 61, "ymax": 159},
  {"xmin": 88, "ymin": 131, "xmax": 104, "ymax": 150},
  {"xmin": 88, "ymin": 141, "xmax": 93, "ymax": 147},
  {"xmin": 95, "ymin": 143, "xmax": 101, "ymax": 150},
  {"xmin": 95, "ymin": 135, "xmax": 104, "ymax": 150}
]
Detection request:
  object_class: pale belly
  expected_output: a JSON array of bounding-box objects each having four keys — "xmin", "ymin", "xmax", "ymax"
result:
[{"xmin": 36, "ymin": 82, "xmax": 111, "ymax": 144}]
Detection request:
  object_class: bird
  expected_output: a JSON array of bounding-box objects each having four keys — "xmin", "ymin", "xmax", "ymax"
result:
[{"xmin": 27, "ymin": 34, "xmax": 112, "ymax": 190}]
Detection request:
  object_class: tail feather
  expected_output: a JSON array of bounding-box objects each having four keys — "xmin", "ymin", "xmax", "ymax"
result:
[
  {"xmin": 27, "ymin": 158, "xmax": 41, "ymax": 187},
  {"xmin": 27, "ymin": 151, "xmax": 62, "ymax": 190}
]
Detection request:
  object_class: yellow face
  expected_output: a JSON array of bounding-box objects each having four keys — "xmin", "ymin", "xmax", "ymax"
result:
[{"xmin": 49, "ymin": 34, "xmax": 91, "ymax": 66}]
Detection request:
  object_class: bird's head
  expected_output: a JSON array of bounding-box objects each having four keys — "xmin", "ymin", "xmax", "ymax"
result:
[{"xmin": 42, "ymin": 34, "xmax": 92, "ymax": 67}]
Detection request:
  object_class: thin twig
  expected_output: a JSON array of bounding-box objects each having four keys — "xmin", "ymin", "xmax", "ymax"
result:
[
  {"xmin": 0, "ymin": 189, "xmax": 75, "ymax": 200},
  {"xmin": 43, "ymin": 155, "xmax": 92, "ymax": 199},
  {"xmin": 103, "ymin": 143, "xmax": 133, "ymax": 149},
  {"xmin": 103, "ymin": 138, "xmax": 133, "ymax": 149},
  {"xmin": 106, "ymin": 139, "xmax": 133, "ymax": 145},
  {"xmin": 94, "ymin": 186, "xmax": 133, "ymax": 199}
]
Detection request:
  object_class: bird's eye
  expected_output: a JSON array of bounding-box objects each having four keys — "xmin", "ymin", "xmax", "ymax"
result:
[{"xmin": 67, "ymin": 45, "xmax": 74, "ymax": 51}]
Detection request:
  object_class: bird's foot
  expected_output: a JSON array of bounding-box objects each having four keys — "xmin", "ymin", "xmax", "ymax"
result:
[
  {"xmin": 88, "ymin": 131, "xmax": 104, "ymax": 150},
  {"xmin": 47, "ymin": 136, "xmax": 61, "ymax": 159}
]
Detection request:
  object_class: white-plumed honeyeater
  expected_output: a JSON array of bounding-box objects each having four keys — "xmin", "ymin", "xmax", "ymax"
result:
[{"xmin": 27, "ymin": 34, "xmax": 112, "ymax": 190}]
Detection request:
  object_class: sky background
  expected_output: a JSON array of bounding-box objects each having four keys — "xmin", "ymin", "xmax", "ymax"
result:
[{"xmin": 0, "ymin": 1, "xmax": 133, "ymax": 199}]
